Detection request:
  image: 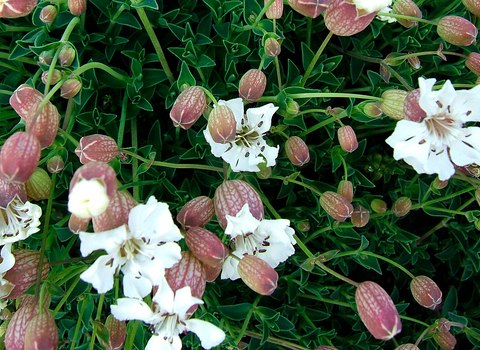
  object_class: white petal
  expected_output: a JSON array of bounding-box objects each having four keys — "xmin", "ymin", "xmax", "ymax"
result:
[
  {"xmin": 203, "ymin": 129, "xmax": 231, "ymax": 157},
  {"xmin": 145, "ymin": 335, "xmax": 182, "ymax": 350},
  {"xmin": 221, "ymin": 255, "xmax": 241, "ymax": 280},
  {"xmin": 222, "ymin": 143, "xmax": 262, "ymax": 172},
  {"xmin": 79, "ymin": 226, "xmax": 127, "ymax": 257},
  {"xmin": 186, "ymin": 319, "xmax": 226, "ymax": 349},
  {"xmin": 111, "ymin": 298, "xmax": 155, "ymax": 322},
  {"xmin": 392, "ymin": 137, "xmax": 431, "ymax": 165},
  {"xmin": 423, "ymin": 149, "xmax": 455, "ymax": 181},
  {"xmin": 418, "ymin": 77, "xmax": 440, "ymax": 116},
  {"xmin": 68, "ymin": 179, "xmax": 110, "ymax": 219},
  {"xmin": 151, "ymin": 242, "xmax": 182, "ymax": 269},
  {"xmin": 220, "ymin": 98, "xmax": 245, "ymax": 126},
  {"xmin": 385, "ymin": 120, "xmax": 427, "ymax": 147},
  {"xmin": 225, "ymin": 204, "xmax": 261, "ymax": 239},
  {"xmin": 0, "ymin": 244, "xmax": 15, "ymax": 275},
  {"xmin": 261, "ymin": 143, "xmax": 279, "ymax": 167},
  {"xmin": 173, "ymin": 286, "xmax": 203, "ymax": 318},
  {"xmin": 352, "ymin": 0, "xmax": 392, "ymax": 14},
  {"xmin": 449, "ymin": 132, "xmax": 480, "ymax": 166},
  {"xmin": 153, "ymin": 278, "xmax": 175, "ymax": 314},
  {"xmin": 246, "ymin": 103, "xmax": 278, "ymax": 134},
  {"xmin": 80, "ymin": 255, "xmax": 117, "ymax": 294},
  {"xmin": 122, "ymin": 267, "xmax": 153, "ymax": 299}
]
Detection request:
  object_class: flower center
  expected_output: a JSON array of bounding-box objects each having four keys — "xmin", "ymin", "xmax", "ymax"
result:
[
  {"xmin": 232, "ymin": 232, "xmax": 270, "ymax": 255},
  {"xmin": 153, "ymin": 312, "xmax": 182, "ymax": 344},
  {"xmin": 1, "ymin": 199, "xmax": 37, "ymax": 239},
  {"xmin": 424, "ymin": 109, "xmax": 461, "ymax": 148},
  {"xmin": 235, "ymin": 126, "xmax": 260, "ymax": 148}
]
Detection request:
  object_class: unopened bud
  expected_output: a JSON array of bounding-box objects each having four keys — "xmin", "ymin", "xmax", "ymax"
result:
[
  {"xmin": 0, "ymin": 132, "xmax": 40, "ymax": 183},
  {"xmin": 434, "ymin": 331, "xmax": 457, "ymax": 350},
  {"xmin": 68, "ymin": 0, "xmax": 87, "ymax": 16},
  {"xmin": 285, "ymin": 136, "xmax": 310, "ymax": 166},
  {"xmin": 38, "ymin": 51, "xmax": 53, "ymax": 66},
  {"xmin": 24, "ymin": 310, "xmax": 58, "ymax": 350},
  {"xmin": 393, "ymin": 0, "xmax": 422, "ymax": 28},
  {"xmin": 363, "ymin": 102, "xmax": 383, "ymax": 118},
  {"xmin": 395, "ymin": 345, "xmax": 420, "ymax": 350},
  {"xmin": 75, "ymin": 134, "xmax": 119, "ymax": 164},
  {"xmin": 324, "ymin": 0, "xmax": 377, "ymax": 36},
  {"xmin": 265, "ymin": 38, "xmax": 281, "ymax": 57},
  {"xmin": 380, "ymin": 89, "xmax": 408, "ymax": 120},
  {"xmin": 208, "ymin": 105, "xmax": 236, "ymax": 143},
  {"xmin": 256, "ymin": 162, "xmax": 272, "ymax": 179},
  {"xmin": 438, "ymin": 318, "xmax": 451, "ymax": 333},
  {"xmin": 403, "ymin": 89, "xmax": 426, "ymax": 122},
  {"xmin": 285, "ymin": 98, "xmax": 300, "ymax": 115},
  {"xmin": 297, "ymin": 221, "xmax": 310, "ymax": 232},
  {"xmin": 437, "ymin": 16, "xmax": 478, "ymax": 46},
  {"xmin": 68, "ymin": 214, "xmax": 91, "ymax": 234},
  {"xmin": 25, "ymin": 99, "xmax": 61, "ymax": 149},
  {"xmin": 177, "ymin": 196, "xmax": 215, "ymax": 230},
  {"xmin": 92, "ymin": 191, "xmax": 137, "ymax": 232},
  {"xmin": 58, "ymin": 45, "xmax": 76, "ymax": 67},
  {"xmin": 5, "ymin": 296, "xmax": 40, "ymax": 349},
  {"xmin": 338, "ymin": 125, "xmax": 358, "ymax": 153},
  {"xmin": 40, "ymin": 5, "xmax": 58, "ymax": 23},
  {"xmin": 337, "ymin": 180, "xmax": 353, "ymax": 202},
  {"xmin": 170, "ymin": 86, "xmax": 206, "ymax": 130},
  {"xmin": 25, "ymin": 167, "xmax": 53, "ymax": 201},
  {"xmin": 239, "ymin": 69, "xmax": 267, "ymax": 102},
  {"xmin": 47, "ymin": 156, "xmax": 65, "ymax": 173},
  {"xmin": 379, "ymin": 65, "xmax": 391, "ymax": 83},
  {"xmin": 371, "ymin": 199, "xmax": 387, "ymax": 213},
  {"xmin": 432, "ymin": 177, "xmax": 448, "ymax": 190},
  {"xmin": 355, "ymin": 281, "xmax": 402, "ymax": 340},
  {"xmin": 463, "ymin": 0, "xmax": 480, "ymax": 17},
  {"xmin": 104, "ymin": 315, "xmax": 127, "ymax": 350},
  {"xmin": 410, "ymin": 275, "xmax": 442, "ymax": 310},
  {"xmin": 9, "ymin": 84, "xmax": 43, "ymax": 121},
  {"xmin": 466, "ymin": 52, "xmax": 480, "ymax": 76},
  {"xmin": 238, "ymin": 255, "xmax": 278, "ymax": 295},
  {"xmin": 41, "ymin": 70, "xmax": 62, "ymax": 85},
  {"xmin": 288, "ymin": 0, "xmax": 329, "ymax": 18},
  {"xmin": 266, "ymin": 0, "xmax": 283, "ymax": 19},
  {"xmin": 320, "ymin": 191, "xmax": 354, "ymax": 222},
  {"xmin": 60, "ymin": 78, "xmax": 82, "ymax": 99},
  {"xmin": 407, "ymin": 55, "xmax": 421, "ymax": 70},
  {"xmin": 0, "ymin": 0, "xmax": 37, "ymax": 18},
  {"xmin": 392, "ymin": 197, "xmax": 412, "ymax": 217},
  {"xmin": 351, "ymin": 205, "xmax": 370, "ymax": 227},
  {"xmin": 185, "ymin": 227, "xmax": 229, "ymax": 268}
]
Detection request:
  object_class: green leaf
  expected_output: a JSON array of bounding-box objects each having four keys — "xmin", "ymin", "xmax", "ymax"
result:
[
  {"xmin": 130, "ymin": 0, "xmax": 158, "ymax": 9},
  {"xmin": 177, "ymin": 61, "xmax": 196, "ymax": 90},
  {"xmin": 116, "ymin": 12, "xmax": 142, "ymax": 29},
  {"xmin": 218, "ymin": 303, "xmax": 253, "ymax": 320},
  {"xmin": 441, "ymin": 286, "xmax": 457, "ymax": 317},
  {"xmin": 356, "ymin": 253, "xmax": 382, "ymax": 275}
]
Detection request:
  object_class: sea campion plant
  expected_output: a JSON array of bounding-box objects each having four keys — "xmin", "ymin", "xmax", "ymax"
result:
[{"xmin": 1, "ymin": 0, "xmax": 480, "ymax": 349}]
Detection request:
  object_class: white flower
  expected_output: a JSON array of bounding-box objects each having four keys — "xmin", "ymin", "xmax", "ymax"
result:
[
  {"xmin": 221, "ymin": 203, "xmax": 296, "ymax": 280},
  {"xmin": 0, "ymin": 244, "xmax": 15, "ymax": 298},
  {"xmin": 386, "ymin": 78, "xmax": 480, "ymax": 180},
  {"xmin": 352, "ymin": 0, "xmax": 392, "ymax": 15},
  {"xmin": 68, "ymin": 179, "xmax": 110, "ymax": 219},
  {"xmin": 0, "ymin": 196, "xmax": 41, "ymax": 245},
  {"xmin": 111, "ymin": 279, "xmax": 225, "ymax": 350},
  {"xmin": 203, "ymin": 98, "xmax": 279, "ymax": 172},
  {"xmin": 376, "ymin": 6, "xmax": 397, "ymax": 23},
  {"xmin": 79, "ymin": 196, "xmax": 183, "ymax": 299}
]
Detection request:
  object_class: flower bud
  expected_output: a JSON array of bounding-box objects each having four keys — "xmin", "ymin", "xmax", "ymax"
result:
[
  {"xmin": 379, "ymin": 65, "xmax": 391, "ymax": 84},
  {"xmin": 208, "ymin": 105, "xmax": 236, "ymax": 143},
  {"xmin": 204, "ymin": 263, "xmax": 223, "ymax": 282},
  {"xmin": 466, "ymin": 52, "xmax": 480, "ymax": 76},
  {"xmin": 9, "ymin": 85, "xmax": 43, "ymax": 121},
  {"xmin": 75, "ymin": 134, "xmax": 119, "ymax": 164},
  {"xmin": 395, "ymin": 345, "xmax": 420, "ymax": 350},
  {"xmin": 432, "ymin": 177, "xmax": 448, "ymax": 190},
  {"xmin": 355, "ymin": 281, "xmax": 402, "ymax": 340},
  {"xmin": 324, "ymin": 0, "xmax": 377, "ymax": 36},
  {"xmin": 393, "ymin": 0, "xmax": 422, "ymax": 28},
  {"xmin": 410, "ymin": 275, "xmax": 442, "ymax": 310},
  {"xmin": 0, "ymin": 0, "xmax": 37, "ymax": 18},
  {"xmin": 214, "ymin": 180, "xmax": 264, "ymax": 229},
  {"xmin": 103, "ymin": 315, "xmax": 127, "ymax": 350},
  {"xmin": 265, "ymin": 38, "xmax": 281, "ymax": 57},
  {"xmin": 25, "ymin": 168, "xmax": 53, "ymax": 201},
  {"xmin": 40, "ymin": 5, "xmax": 58, "ymax": 24},
  {"xmin": 256, "ymin": 163, "xmax": 272, "ymax": 179},
  {"xmin": 23, "ymin": 310, "xmax": 58, "ymax": 350},
  {"xmin": 438, "ymin": 318, "xmax": 451, "ymax": 333},
  {"xmin": 47, "ymin": 156, "xmax": 65, "ymax": 174},
  {"xmin": 92, "ymin": 191, "xmax": 137, "ymax": 232},
  {"xmin": 363, "ymin": 102, "xmax": 383, "ymax": 118},
  {"xmin": 392, "ymin": 197, "xmax": 412, "ymax": 217},
  {"xmin": 371, "ymin": 198, "xmax": 387, "ymax": 213},
  {"xmin": 60, "ymin": 78, "xmax": 82, "ymax": 99},
  {"xmin": 297, "ymin": 221, "xmax": 310, "ymax": 232},
  {"xmin": 38, "ymin": 51, "xmax": 54, "ymax": 66},
  {"xmin": 176, "ymin": 196, "xmax": 215, "ymax": 230},
  {"xmin": 288, "ymin": 0, "xmax": 329, "ymax": 18},
  {"xmin": 285, "ymin": 98, "xmax": 300, "ymax": 115},
  {"xmin": 463, "ymin": 0, "xmax": 480, "ymax": 17},
  {"xmin": 58, "ymin": 45, "xmax": 76, "ymax": 67},
  {"xmin": 238, "ymin": 255, "xmax": 278, "ymax": 296},
  {"xmin": 407, "ymin": 55, "xmax": 421, "ymax": 70},
  {"xmin": 380, "ymin": 89, "xmax": 408, "ymax": 120},
  {"xmin": 68, "ymin": 0, "xmax": 87, "ymax": 16},
  {"xmin": 285, "ymin": 136, "xmax": 310, "ymax": 166},
  {"xmin": 25, "ymin": 100, "xmax": 61, "ymax": 149},
  {"xmin": 0, "ymin": 132, "xmax": 40, "ymax": 183},
  {"xmin": 68, "ymin": 214, "xmax": 91, "ymax": 234},
  {"xmin": 403, "ymin": 89, "xmax": 426, "ymax": 122},
  {"xmin": 41, "ymin": 70, "xmax": 62, "ymax": 86},
  {"xmin": 320, "ymin": 191, "xmax": 354, "ymax": 222},
  {"xmin": 239, "ymin": 69, "xmax": 267, "ymax": 102},
  {"xmin": 2, "ymin": 250, "xmax": 50, "ymax": 299},
  {"xmin": 185, "ymin": 227, "xmax": 229, "ymax": 268},
  {"xmin": 337, "ymin": 180, "xmax": 353, "ymax": 202},
  {"xmin": 437, "ymin": 16, "xmax": 478, "ymax": 46},
  {"xmin": 434, "ymin": 331, "xmax": 457, "ymax": 350},
  {"xmin": 5, "ymin": 296, "xmax": 40, "ymax": 350},
  {"xmin": 170, "ymin": 86, "xmax": 206, "ymax": 130},
  {"xmin": 266, "ymin": 0, "xmax": 283, "ymax": 19},
  {"xmin": 351, "ymin": 205, "xmax": 370, "ymax": 227},
  {"xmin": 338, "ymin": 125, "xmax": 358, "ymax": 153}
]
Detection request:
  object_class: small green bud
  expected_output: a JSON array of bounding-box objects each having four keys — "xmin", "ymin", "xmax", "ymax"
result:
[
  {"xmin": 58, "ymin": 45, "xmax": 76, "ymax": 67},
  {"xmin": 40, "ymin": 5, "xmax": 58, "ymax": 24},
  {"xmin": 392, "ymin": 197, "xmax": 412, "ymax": 217},
  {"xmin": 371, "ymin": 199, "xmax": 387, "ymax": 213}
]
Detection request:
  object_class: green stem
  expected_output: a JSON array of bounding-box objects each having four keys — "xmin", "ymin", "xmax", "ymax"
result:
[
  {"xmin": 399, "ymin": 315, "xmax": 429, "ymax": 327},
  {"xmin": 415, "ymin": 324, "xmax": 436, "ymax": 346},
  {"xmin": 377, "ymin": 12, "xmax": 438, "ymax": 25},
  {"xmin": 70, "ymin": 295, "xmax": 89, "ymax": 350},
  {"xmin": 105, "ymin": 4, "xmax": 126, "ymax": 36},
  {"xmin": 306, "ymin": 17, "xmax": 312, "ymax": 48},
  {"xmin": 199, "ymin": 86, "xmax": 219, "ymax": 107},
  {"xmin": 0, "ymin": 51, "xmax": 37, "ymax": 65},
  {"xmin": 132, "ymin": 118, "xmax": 140, "ymax": 201},
  {"xmin": 252, "ymin": 0, "xmax": 275, "ymax": 27},
  {"xmin": 60, "ymin": 16, "xmax": 80, "ymax": 41},
  {"xmin": 124, "ymin": 321, "xmax": 140, "ymax": 350},
  {"xmin": 52, "ymin": 271, "xmax": 83, "ymax": 317},
  {"xmin": 288, "ymin": 92, "xmax": 382, "ymax": 101},
  {"xmin": 274, "ymin": 56, "xmax": 282, "ymax": 91},
  {"xmin": 301, "ymin": 31, "xmax": 334, "ymax": 87},
  {"xmin": 234, "ymin": 295, "xmax": 261, "ymax": 344},
  {"xmin": 73, "ymin": 62, "xmax": 131, "ymax": 83},
  {"xmin": 299, "ymin": 293, "xmax": 351, "ymax": 308},
  {"xmin": 62, "ymin": 98, "xmax": 75, "ymax": 130},
  {"xmin": 117, "ymin": 90, "xmax": 129, "ymax": 148},
  {"xmin": 89, "ymin": 294, "xmax": 105, "ymax": 350},
  {"xmin": 235, "ymin": 329, "xmax": 310, "ymax": 350},
  {"xmin": 4, "ymin": 25, "xmax": 35, "ymax": 31},
  {"xmin": 58, "ymin": 128, "xmax": 80, "ymax": 147},
  {"xmin": 270, "ymin": 175, "xmax": 322, "ymax": 196}
]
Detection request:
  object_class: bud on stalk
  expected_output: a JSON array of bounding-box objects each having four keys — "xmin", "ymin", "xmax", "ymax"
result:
[
  {"xmin": 23, "ymin": 310, "xmax": 58, "ymax": 350},
  {"xmin": 403, "ymin": 89, "xmax": 426, "ymax": 122},
  {"xmin": 392, "ymin": 197, "xmax": 412, "ymax": 217},
  {"xmin": 239, "ymin": 69, "xmax": 267, "ymax": 102},
  {"xmin": 68, "ymin": 0, "xmax": 87, "ymax": 16},
  {"xmin": 40, "ymin": 5, "xmax": 58, "ymax": 23},
  {"xmin": 68, "ymin": 214, "xmax": 91, "ymax": 234},
  {"xmin": 434, "ymin": 331, "xmax": 457, "ymax": 350},
  {"xmin": 363, "ymin": 102, "xmax": 383, "ymax": 118},
  {"xmin": 92, "ymin": 191, "xmax": 137, "ymax": 232},
  {"xmin": 0, "ymin": 0, "xmax": 37, "ymax": 18},
  {"xmin": 208, "ymin": 105, "xmax": 236, "ymax": 143},
  {"xmin": 395, "ymin": 345, "xmax": 420, "ymax": 350},
  {"xmin": 338, "ymin": 126, "xmax": 358, "ymax": 153},
  {"xmin": 176, "ymin": 196, "xmax": 215, "ymax": 230},
  {"xmin": 58, "ymin": 45, "xmax": 76, "ymax": 67},
  {"xmin": 371, "ymin": 198, "xmax": 387, "ymax": 213},
  {"xmin": 25, "ymin": 167, "xmax": 53, "ymax": 201},
  {"xmin": 285, "ymin": 136, "xmax": 310, "ymax": 166},
  {"xmin": 185, "ymin": 227, "xmax": 229, "ymax": 268},
  {"xmin": 265, "ymin": 38, "xmax": 281, "ymax": 57},
  {"xmin": 60, "ymin": 78, "xmax": 82, "ymax": 99},
  {"xmin": 337, "ymin": 180, "xmax": 353, "ymax": 202},
  {"xmin": 9, "ymin": 85, "xmax": 43, "ymax": 121},
  {"xmin": 355, "ymin": 281, "xmax": 402, "ymax": 340},
  {"xmin": 75, "ymin": 134, "xmax": 119, "ymax": 164},
  {"xmin": 351, "ymin": 205, "xmax": 370, "ymax": 228},
  {"xmin": 238, "ymin": 255, "xmax": 278, "ymax": 295},
  {"xmin": 265, "ymin": 0, "xmax": 283, "ymax": 19},
  {"xmin": 170, "ymin": 86, "xmax": 206, "ymax": 130},
  {"xmin": 381, "ymin": 89, "xmax": 408, "ymax": 120},
  {"xmin": 393, "ymin": 0, "xmax": 422, "ymax": 28},
  {"xmin": 438, "ymin": 318, "xmax": 451, "ymax": 333},
  {"xmin": 437, "ymin": 16, "xmax": 478, "ymax": 46},
  {"xmin": 0, "ymin": 132, "xmax": 40, "ymax": 183},
  {"xmin": 26, "ymin": 100, "xmax": 61, "ymax": 149},
  {"xmin": 410, "ymin": 275, "xmax": 442, "ymax": 310},
  {"xmin": 47, "ymin": 156, "xmax": 65, "ymax": 174},
  {"xmin": 466, "ymin": 52, "xmax": 480, "ymax": 76},
  {"xmin": 320, "ymin": 191, "xmax": 354, "ymax": 222},
  {"xmin": 103, "ymin": 315, "xmax": 127, "ymax": 350},
  {"xmin": 41, "ymin": 70, "xmax": 62, "ymax": 85},
  {"xmin": 288, "ymin": 0, "xmax": 328, "ymax": 18}
]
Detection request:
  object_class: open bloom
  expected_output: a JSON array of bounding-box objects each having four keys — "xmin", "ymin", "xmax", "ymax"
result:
[
  {"xmin": 386, "ymin": 78, "xmax": 480, "ymax": 180},
  {"xmin": 79, "ymin": 196, "xmax": 182, "ymax": 299},
  {"xmin": 204, "ymin": 98, "xmax": 279, "ymax": 172},
  {"xmin": 221, "ymin": 203, "xmax": 296, "ymax": 280},
  {"xmin": 111, "ymin": 279, "xmax": 225, "ymax": 350},
  {"xmin": 351, "ymin": 0, "xmax": 392, "ymax": 15},
  {"xmin": 0, "ymin": 196, "xmax": 41, "ymax": 245},
  {"xmin": 0, "ymin": 244, "xmax": 15, "ymax": 298}
]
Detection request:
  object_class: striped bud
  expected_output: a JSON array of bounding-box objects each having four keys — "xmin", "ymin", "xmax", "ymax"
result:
[
  {"xmin": 320, "ymin": 191, "xmax": 354, "ymax": 222},
  {"xmin": 41, "ymin": 70, "xmax": 62, "ymax": 85},
  {"xmin": 355, "ymin": 281, "xmax": 402, "ymax": 340},
  {"xmin": 239, "ymin": 69, "xmax": 267, "ymax": 102},
  {"xmin": 0, "ymin": 0, "xmax": 37, "ymax": 18},
  {"xmin": 437, "ymin": 16, "xmax": 478, "ymax": 46},
  {"xmin": 288, "ymin": 0, "xmax": 328, "ymax": 18},
  {"xmin": 393, "ymin": 0, "xmax": 422, "ymax": 28},
  {"xmin": 68, "ymin": 0, "xmax": 87, "ymax": 16},
  {"xmin": 92, "ymin": 191, "xmax": 137, "ymax": 232},
  {"xmin": 266, "ymin": 0, "xmax": 283, "ymax": 19},
  {"xmin": 25, "ymin": 167, "xmax": 53, "ymax": 201},
  {"xmin": 40, "ymin": 5, "xmax": 58, "ymax": 23},
  {"xmin": 9, "ymin": 85, "xmax": 43, "ymax": 120},
  {"xmin": 5, "ymin": 296, "xmax": 40, "ymax": 350},
  {"xmin": 238, "ymin": 255, "xmax": 278, "ymax": 296},
  {"xmin": 403, "ymin": 89, "xmax": 426, "ymax": 122},
  {"xmin": 214, "ymin": 180, "xmax": 264, "ymax": 229},
  {"xmin": 351, "ymin": 205, "xmax": 370, "ymax": 228},
  {"xmin": 371, "ymin": 199, "xmax": 387, "ymax": 213},
  {"xmin": 338, "ymin": 126, "xmax": 358, "ymax": 153},
  {"xmin": 337, "ymin": 180, "xmax": 353, "ymax": 202},
  {"xmin": 68, "ymin": 214, "xmax": 91, "ymax": 234},
  {"xmin": 392, "ymin": 197, "xmax": 412, "ymax": 217},
  {"xmin": 407, "ymin": 55, "xmax": 421, "ymax": 70},
  {"xmin": 176, "ymin": 196, "xmax": 215, "ymax": 230},
  {"xmin": 60, "ymin": 78, "xmax": 82, "ymax": 99},
  {"xmin": 395, "ymin": 345, "xmax": 420, "ymax": 350},
  {"xmin": 410, "ymin": 275, "xmax": 442, "ymax": 310},
  {"xmin": 0, "ymin": 132, "xmax": 40, "ymax": 183},
  {"xmin": 185, "ymin": 227, "xmax": 229, "ymax": 268},
  {"xmin": 381, "ymin": 89, "xmax": 408, "ymax": 120},
  {"xmin": 24, "ymin": 310, "xmax": 58, "ymax": 350},
  {"xmin": 363, "ymin": 102, "xmax": 383, "ymax": 118},
  {"xmin": 265, "ymin": 38, "xmax": 281, "ymax": 57},
  {"xmin": 463, "ymin": 0, "xmax": 480, "ymax": 17},
  {"xmin": 208, "ymin": 105, "xmax": 236, "ymax": 143},
  {"xmin": 26, "ymin": 100, "xmax": 61, "ymax": 149},
  {"xmin": 47, "ymin": 156, "xmax": 65, "ymax": 174},
  {"xmin": 466, "ymin": 52, "xmax": 480, "ymax": 76},
  {"xmin": 324, "ymin": 0, "xmax": 377, "ymax": 36},
  {"xmin": 170, "ymin": 86, "xmax": 206, "ymax": 130},
  {"xmin": 58, "ymin": 45, "xmax": 75, "ymax": 67},
  {"xmin": 438, "ymin": 318, "xmax": 451, "ymax": 333},
  {"xmin": 75, "ymin": 134, "xmax": 119, "ymax": 164},
  {"xmin": 434, "ymin": 331, "xmax": 457, "ymax": 350},
  {"xmin": 285, "ymin": 136, "xmax": 310, "ymax": 166},
  {"xmin": 104, "ymin": 315, "xmax": 127, "ymax": 350}
]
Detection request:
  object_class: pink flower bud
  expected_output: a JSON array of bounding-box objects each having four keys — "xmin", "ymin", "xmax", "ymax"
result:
[
  {"xmin": 58, "ymin": 45, "xmax": 75, "ymax": 67},
  {"xmin": 437, "ymin": 16, "xmax": 478, "ymax": 46},
  {"xmin": 25, "ymin": 100, "xmax": 61, "ymax": 149},
  {"xmin": 0, "ymin": 132, "xmax": 40, "ymax": 183},
  {"xmin": 204, "ymin": 263, "xmax": 223, "ymax": 282},
  {"xmin": 25, "ymin": 167, "xmax": 53, "ymax": 201},
  {"xmin": 208, "ymin": 105, "xmax": 236, "ymax": 143},
  {"xmin": 68, "ymin": 214, "xmax": 91, "ymax": 234},
  {"xmin": 320, "ymin": 191, "xmax": 354, "ymax": 222},
  {"xmin": 60, "ymin": 78, "xmax": 82, "ymax": 99},
  {"xmin": 40, "ymin": 5, "xmax": 58, "ymax": 23},
  {"xmin": 466, "ymin": 52, "xmax": 480, "ymax": 76},
  {"xmin": 463, "ymin": 0, "xmax": 480, "ymax": 17},
  {"xmin": 170, "ymin": 86, "xmax": 206, "ymax": 130},
  {"xmin": 0, "ymin": 0, "xmax": 37, "ymax": 18},
  {"xmin": 238, "ymin": 255, "xmax": 278, "ymax": 296},
  {"xmin": 337, "ymin": 180, "xmax": 353, "ymax": 202},
  {"xmin": 75, "ymin": 134, "xmax": 119, "ymax": 164},
  {"xmin": 381, "ymin": 89, "xmax": 408, "ymax": 120},
  {"xmin": 92, "ymin": 191, "xmax": 137, "ymax": 232},
  {"xmin": 38, "ymin": 51, "xmax": 53, "ymax": 66},
  {"xmin": 393, "ymin": 0, "xmax": 422, "ymax": 28},
  {"xmin": 403, "ymin": 89, "xmax": 426, "ymax": 122},
  {"xmin": 185, "ymin": 227, "xmax": 229, "ymax": 268},
  {"xmin": 355, "ymin": 281, "xmax": 402, "ymax": 340},
  {"xmin": 392, "ymin": 197, "xmax": 412, "ymax": 217},
  {"xmin": 47, "ymin": 156, "xmax": 65, "ymax": 174},
  {"xmin": 214, "ymin": 180, "xmax": 264, "ymax": 229},
  {"xmin": 338, "ymin": 126, "xmax": 358, "ymax": 153},
  {"xmin": 0, "ymin": 178, "xmax": 26, "ymax": 208},
  {"xmin": 23, "ymin": 310, "xmax": 58, "ymax": 350},
  {"xmin": 176, "ymin": 196, "xmax": 215, "ymax": 230},
  {"xmin": 395, "ymin": 345, "xmax": 420, "ymax": 350},
  {"xmin": 288, "ymin": 0, "xmax": 329, "ymax": 18},
  {"xmin": 103, "ymin": 315, "xmax": 127, "ymax": 350},
  {"xmin": 68, "ymin": 0, "xmax": 87, "ymax": 16},
  {"xmin": 266, "ymin": 0, "xmax": 283, "ymax": 19},
  {"xmin": 438, "ymin": 318, "xmax": 451, "ymax": 333},
  {"xmin": 407, "ymin": 55, "xmax": 421, "ymax": 70},
  {"xmin": 41, "ymin": 70, "xmax": 62, "ymax": 85},
  {"xmin": 410, "ymin": 275, "xmax": 442, "ymax": 310},
  {"xmin": 265, "ymin": 38, "xmax": 281, "ymax": 57},
  {"xmin": 239, "ymin": 69, "xmax": 267, "ymax": 102},
  {"xmin": 285, "ymin": 136, "xmax": 310, "ymax": 166},
  {"xmin": 5, "ymin": 296, "xmax": 40, "ymax": 350},
  {"xmin": 324, "ymin": 0, "xmax": 377, "ymax": 36},
  {"xmin": 434, "ymin": 331, "xmax": 457, "ymax": 350},
  {"xmin": 9, "ymin": 84, "xmax": 43, "ymax": 121},
  {"xmin": 371, "ymin": 198, "xmax": 387, "ymax": 213},
  {"xmin": 351, "ymin": 205, "xmax": 370, "ymax": 227}
]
